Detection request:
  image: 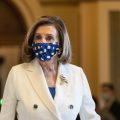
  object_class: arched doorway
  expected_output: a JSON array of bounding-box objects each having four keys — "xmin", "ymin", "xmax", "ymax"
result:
[{"xmin": 0, "ymin": 0, "xmax": 27, "ymax": 99}]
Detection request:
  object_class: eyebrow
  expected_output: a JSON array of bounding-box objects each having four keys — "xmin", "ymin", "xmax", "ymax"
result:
[
  {"xmin": 34, "ymin": 33, "xmax": 55, "ymax": 36},
  {"xmin": 34, "ymin": 33, "xmax": 41, "ymax": 35}
]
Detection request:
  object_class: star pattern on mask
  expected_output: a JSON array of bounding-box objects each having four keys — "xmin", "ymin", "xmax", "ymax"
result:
[{"xmin": 32, "ymin": 42, "xmax": 60, "ymax": 61}]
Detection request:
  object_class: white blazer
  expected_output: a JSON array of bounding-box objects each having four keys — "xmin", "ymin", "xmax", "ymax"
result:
[{"xmin": 0, "ymin": 58, "xmax": 100, "ymax": 120}]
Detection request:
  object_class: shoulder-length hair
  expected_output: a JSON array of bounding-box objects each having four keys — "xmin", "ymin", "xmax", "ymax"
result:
[{"xmin": 22, "ymin": 16, "xmax": 72, "ymax": 64}]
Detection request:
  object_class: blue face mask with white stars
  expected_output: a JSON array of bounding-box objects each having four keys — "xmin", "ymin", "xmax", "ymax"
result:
[{"xmin": 32, "ymin": 42, "xmax": 60, "ymax": 61}]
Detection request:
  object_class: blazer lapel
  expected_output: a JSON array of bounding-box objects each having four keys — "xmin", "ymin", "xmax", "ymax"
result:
[
  {"xmin": 54, "ymin": 63, "xmax": 69, "ymax": 107},
  {"xmin": 24, "ymin": 58, "xmax": 61, "ymax": 119}
]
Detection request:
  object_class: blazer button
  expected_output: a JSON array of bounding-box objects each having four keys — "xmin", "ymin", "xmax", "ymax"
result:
[
  {"xmin": 33, "ymin": 104, "xmax": 38, "ymax": 109},
  {"xmin": 69, "ymin": 105, "xmax": 74, "ymax": 109}
]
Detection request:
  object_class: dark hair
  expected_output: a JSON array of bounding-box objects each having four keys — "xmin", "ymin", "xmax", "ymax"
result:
[
  {"xmin": 22, "ymin": 16, "xmax": 72, "ymax": 64},
  {"xmin": 101, "ymin": 83, "xmax": 115, "ymax": 91}
]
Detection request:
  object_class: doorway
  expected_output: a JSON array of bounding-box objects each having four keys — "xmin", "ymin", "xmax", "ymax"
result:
[{"xmin": 0, "ymin": 1, "xmax": 26, "ymax": 100}]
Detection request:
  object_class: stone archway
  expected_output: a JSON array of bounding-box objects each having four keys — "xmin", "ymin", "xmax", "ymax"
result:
[
  {"xmin": 0, "ymin": 0, "xmax": 43, "ymax": 113},
  {"xmin": 0, "ymin": 1, "xmax": 25, "ymax": 98},
  {"xmin": 0, "ymin": 0, "xmax": 43, "ymax": 99},
  {"xmin": 10, "ymin": 0, "xmax": 43, "ymax": 28}
]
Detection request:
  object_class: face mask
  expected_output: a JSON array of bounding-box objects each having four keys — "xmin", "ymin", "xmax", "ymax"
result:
[
  {"xmin": 32, "ymin": 42, "xmax": 60, "ymax": 61},
  {"xmin": 101, "ymin": 93, "xmax": 110, "ymax": 101}
]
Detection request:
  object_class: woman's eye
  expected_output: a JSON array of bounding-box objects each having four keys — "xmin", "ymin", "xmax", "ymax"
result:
[
  {"xmin": 46, "ymin": 36, "xmax": 54, "ymax": 41},
  {"xmin": 34, "ymin": 35, "xmax": 41, "ymax": 40}
]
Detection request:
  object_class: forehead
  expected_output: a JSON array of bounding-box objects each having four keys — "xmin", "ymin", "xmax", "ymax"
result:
[{"xmin": 35, "ymin": 25, "xmax": 57, "ymax": 35}]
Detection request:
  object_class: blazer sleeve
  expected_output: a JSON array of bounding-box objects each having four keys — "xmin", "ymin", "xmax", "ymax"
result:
[
  {"xmin": 79, "ymin": 68, "xmax": 101, "ymax": 120},
  {"xmin": 0, "ymin": 67, "xmax": 17, "ymax": 120}
]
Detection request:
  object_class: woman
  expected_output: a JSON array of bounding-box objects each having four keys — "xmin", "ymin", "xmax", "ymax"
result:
[{"xmin": 0, "ymin": 16, "xmax": 100, "ymax": 120}]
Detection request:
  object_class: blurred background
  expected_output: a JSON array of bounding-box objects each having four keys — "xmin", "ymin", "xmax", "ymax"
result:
[{"xmin": 0, "ymin": 0, "xmax": 120, "ymax": 119}]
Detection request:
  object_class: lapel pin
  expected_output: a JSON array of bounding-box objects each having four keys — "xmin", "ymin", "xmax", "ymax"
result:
[
  {"xmin": 60, "ymin": 79, "xmax": 64, "ymax": 85},
  {"xmin": 60, "ymin": 74, "xmax": 66, "ymax": 80},
  {"xmin": 60, "ymin": 74, "xmax": 68, "ymax": 85},
  {"xmin": 64, "ymin": 80, "xmax": 68, "ymax": 84}
]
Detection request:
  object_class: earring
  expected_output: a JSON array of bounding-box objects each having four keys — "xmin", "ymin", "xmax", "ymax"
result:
[{"xmin": 58, "ymin": 49, "xmax": 62, "ymax": 55}]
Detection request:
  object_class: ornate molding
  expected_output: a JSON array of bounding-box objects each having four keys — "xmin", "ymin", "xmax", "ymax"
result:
[
  {"xmin": 40, "ymin": 0, "xmax": 120, "ymax": 4},
  {"xmin": 40, "ymin": 0, "xmax": 79, "ymax": 4}
]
